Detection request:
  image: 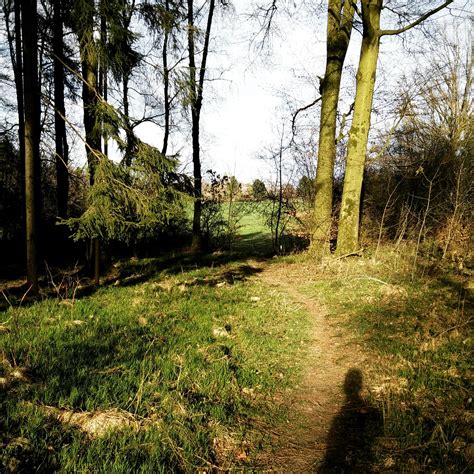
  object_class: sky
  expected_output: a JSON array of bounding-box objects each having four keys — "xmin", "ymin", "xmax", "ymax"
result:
[
  {"xmin": 0, "ymin": 0, "xmax": 470, "ymax": 185},
  {"xmin": 201, "ymin": 2, "xmax": 325, "ymax": 182},
  {"xmin": 134, "ymin": 1, "xmax": 335, "ymax": 183},
  {"xmin": 149, "ymin": 0, "xmax": 471, "ymax": 184}
]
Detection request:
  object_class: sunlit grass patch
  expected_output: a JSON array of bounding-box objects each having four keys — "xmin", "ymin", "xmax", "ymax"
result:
[
  {"xmin": 301, "ymin": 251, "xmax": 472, "ymax": 471},
  {"xmin": 0, "ymin": 258, "xmax": 309, "ymax": 471}
]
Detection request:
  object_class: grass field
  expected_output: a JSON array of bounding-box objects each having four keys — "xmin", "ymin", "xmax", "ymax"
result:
[
  {"xmin": 0, "ymin": 249, "xmax": 310, "ymax": 472},
  {"xmin": 1, "ymin": 211, "xmax": 472, "ymax": 471}
]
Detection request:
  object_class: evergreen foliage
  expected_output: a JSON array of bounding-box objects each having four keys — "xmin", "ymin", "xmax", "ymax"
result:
[
  {"xmin": 64, "ymin": 143, "xmax": 186, "ymax": 243},
  {"xmin": 251, "ymin": 179, "xmax": 267, "ymax": 200}
]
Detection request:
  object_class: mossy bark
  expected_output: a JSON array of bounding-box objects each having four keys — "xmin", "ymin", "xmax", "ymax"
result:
[
  {"xmin": 336, "ymin": 0, "xmax": 382, "ymax": 255},
  {"xmin": 311, "ymin": 0, "xmax": 354, "ymax": 257}
]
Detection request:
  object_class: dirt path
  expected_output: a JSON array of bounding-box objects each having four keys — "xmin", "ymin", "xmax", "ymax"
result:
[{"xmin": 254, "ymin": 260, "xmax": 373, "ymax": 472}]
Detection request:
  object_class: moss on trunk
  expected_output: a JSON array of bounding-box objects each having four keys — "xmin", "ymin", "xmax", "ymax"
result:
[
  {"xmin": 311, "ymin": 0, "xmax": 354, "ymax": 257},
  {"xmin": 336, "ymin": 0, "xmax": 382, "ymax": 255}
]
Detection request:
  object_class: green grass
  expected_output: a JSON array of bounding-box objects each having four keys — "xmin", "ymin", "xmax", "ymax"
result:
[
  {"xmin": 233, "ymin": 202, "xmax": 272, "ymax": 254},
  {"xmin": 237, "ymin": 203, "xmax": 268, "ymax": 236},
  {"xmin": 301, "ymin": 249, "xmax": 472, "ymax": 472},
  {"xmin": 0, "ymin": 257, "xmax": 310, "ymax": 472}
]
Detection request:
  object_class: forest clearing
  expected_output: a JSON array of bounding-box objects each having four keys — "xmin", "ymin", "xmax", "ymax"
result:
[
  {"xmin": 1, "ymin": 219, "xmax": 472, "ymax": 471},
  {"xmin": 0, "ymin": 0, "xmax": 472, "ymax": 471}
]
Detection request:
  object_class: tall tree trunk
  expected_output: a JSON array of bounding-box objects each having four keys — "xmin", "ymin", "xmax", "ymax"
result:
[
  {"xmin": 53, "ymin": 0, "xmax": 69, "ymax": 219},
  {"xmin": 187, "ymin": 0, "xmax": 215, "ymax": 252},
  {"xmin": 21, "ymin": 0, "xmax": 40, "ymax": 293},
  {"xmin": 336, "ymin": 0, "xmax": 381, "ymax": 255},
  {"xmin": 187, "ymin": 0, "xmax": 201, "ymax": 251},
  {"xmin": 161, "ymin": 0, "xmax": 170, "ymax": 156},
  {"xmin": 190, "ymin": 108, "xmax": 203, "ymax": 251},
  {"xmin": 335, "ymin": 0, "xmax": 453, "ymax": 255},
  {"xmin": 275, "ymin": 147, "xmax": 283, "ymax": 250},
  {"xmin": 76, "ymin": 0, "xmax": 101, "ymax": 283},
  {"xmin": 311, "ymin": 0, "xmax": 354, "ymax": 257},
  {"xmin": 78, "ymin": 0, "xmax": 100, "ymax": 185},
  {"xmin": 5, "ymin": 0, "xmax": 26, "ymax": 177}
]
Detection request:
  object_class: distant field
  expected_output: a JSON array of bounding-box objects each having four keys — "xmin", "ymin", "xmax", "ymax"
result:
[
  {"xmin": 237, "ymin": 203, "xmax": 268, "ymax": 236},
  {"xmin": 231, "ymin": 202, "xmax": 272, "ymax": 254}
]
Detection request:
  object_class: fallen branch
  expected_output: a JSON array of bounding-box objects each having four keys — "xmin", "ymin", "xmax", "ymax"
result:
[
  {"xmin": 351, "ymin": 275, "xmax": 390, "ymax": 286},
  {"xmin": 434, "ymin": 317, "xmax": 473, "ymax": 339},
  {"xmin": 333, "ymin": 249, "xmax": 364, "ymax": 260}
]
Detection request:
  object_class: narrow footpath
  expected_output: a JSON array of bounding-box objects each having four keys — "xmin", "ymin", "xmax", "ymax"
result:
[{"xmin": 254, "ymin": 260, "xmax": 380, "ymax": 472}]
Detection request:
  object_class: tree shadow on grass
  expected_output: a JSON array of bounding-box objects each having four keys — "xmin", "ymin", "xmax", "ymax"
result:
[
  {"xmin": 0, "ymin": 239, "xmax": 274, "ymax": 311},
  {"xmin": 318, "ymin": 369, "xmax": 382, "ymax": 473}
]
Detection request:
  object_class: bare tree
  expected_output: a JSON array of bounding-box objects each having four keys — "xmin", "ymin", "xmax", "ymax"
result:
[
  {"xmin": 336, "ymin": 0, "xmax": 454, "ymax": 255},
  {"xmin": 187, "ymin": 0, "xmax": 216, "ymax": 251},
  {"xmin": 311, "ymin": 0, "xmax": 355, "ymax": 257}
]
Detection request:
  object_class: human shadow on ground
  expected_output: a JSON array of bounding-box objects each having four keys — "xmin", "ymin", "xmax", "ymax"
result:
[{"xmin": 318, "ymin": 368, "xmax": 382, "ymax": 473}]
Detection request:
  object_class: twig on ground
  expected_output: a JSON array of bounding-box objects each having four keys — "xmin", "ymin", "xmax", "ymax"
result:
[
  {"xmin": 351, "ymin": 275, "xmax": 390, "ymax": 286},
  {"xmin": 334, "ymin": 249, "xmax": 364, "ymax": 260},
  {"xmin": 434, "ymin": 317, "xmax": 473, "ymax": 338},
  {"xmin": 1, "ymin": 290, "xmax": 12, "ymax": 307},
  {"xmin": 19, "ymin": 285, "xmax": 33, "ymax": 307}
]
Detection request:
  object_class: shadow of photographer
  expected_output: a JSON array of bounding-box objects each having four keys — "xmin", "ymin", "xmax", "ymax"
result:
[{"xmin": 318, "ymin": 368, "xmax": 382, "ymax": 473}]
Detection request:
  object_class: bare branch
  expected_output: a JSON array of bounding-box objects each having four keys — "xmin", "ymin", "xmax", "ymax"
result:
[
  {"xmin": 379, "ymin": 1, "xmax": 454, "ymax": 37},
  {"xmin": 291, "ymin": 96, "xmax": 322, "ymax": 134}
]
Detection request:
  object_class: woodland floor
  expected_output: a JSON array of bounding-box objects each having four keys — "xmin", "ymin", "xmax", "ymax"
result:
[{"xmin": 1, "ymin": 240, "xmax": 472, "ymax": 472}]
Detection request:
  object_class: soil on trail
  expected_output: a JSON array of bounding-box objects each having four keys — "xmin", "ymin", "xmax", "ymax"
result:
[{"xmin": 255, "ymin": 261, "xmax": 382, "ymax": 472}]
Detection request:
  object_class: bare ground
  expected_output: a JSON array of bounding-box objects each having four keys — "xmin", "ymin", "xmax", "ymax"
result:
[{"xmin": 253, "ymin": 260, "xmax": 379, "ymax": 472}]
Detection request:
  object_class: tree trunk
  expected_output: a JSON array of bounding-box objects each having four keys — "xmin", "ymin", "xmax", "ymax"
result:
[
  {"xmin": 21, "ymin": 0, "xmax": 40, "ymax": 293},
  {"xmin": 187, "ymin": 0, "xmax": 215, "ymax": 252},
  {"xmin": 161, "ymin": 0, "xmax": 171, "ymax": 156},
  {"xmin": 6, "ymin": 0, "xmax": 26, "ymax": 179},
  {"xmin": 123, "ymin": 73, "xmax": 136, "ymax": 166},
  {"xmin": 275, "ymin": 147, "xmax": 283, "ymax": 250},
  {"xmin": 336, "ymin": 0, "xmax": 381, "ymax": 255},
  {"xmin": 311, "ymin": 0, "xmax": 354, "ymax": 257},
  {"xmin": 335, "ymin": 0, "xmax": 452, "ymax": 254},
  {"xmin": 76, "ymin": 0, "xmax": 101, "ymax": 283},
  {"xmin": 190, "ymin": 108, "xmax": 203, "ymax": 251},
  {"xmin": 53, "ymin": 0, "xmax": 69, "ymax": 219},
  {"xmin": 78, "ymin": 0, "xmax": 100, "ymax": 185}
]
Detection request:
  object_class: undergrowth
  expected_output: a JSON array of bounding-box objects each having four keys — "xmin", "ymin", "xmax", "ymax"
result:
[{"xmin": 302, "ymin": 244, "xmax": 472, "ymax": 472}]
